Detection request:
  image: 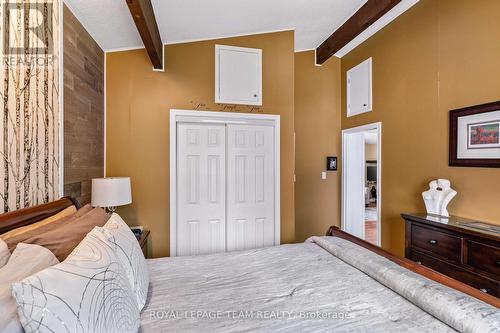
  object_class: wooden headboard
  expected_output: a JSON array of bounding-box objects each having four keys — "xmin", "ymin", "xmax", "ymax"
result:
[{"xmin": 0, "ymin": 197, "xmax": 81, "ymax": 234}]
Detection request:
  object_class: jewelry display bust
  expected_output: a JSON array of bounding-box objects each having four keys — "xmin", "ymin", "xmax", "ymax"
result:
[{"xmin": 422, "ymin": 179, "xmax": 457, "ymax": 217}]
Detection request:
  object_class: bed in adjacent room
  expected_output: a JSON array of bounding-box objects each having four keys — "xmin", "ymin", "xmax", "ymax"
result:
[{"xmin": 0, "ymin": 198, "xmax": 499, "ymax": 333}]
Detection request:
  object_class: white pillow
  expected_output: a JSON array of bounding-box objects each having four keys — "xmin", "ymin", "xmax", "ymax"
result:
[
  {"xmin": 0, "ymin": 238, "xmax": 10, "ymax": 268},
  {"xmin": 94, "ymin": 213, "xmax": 149, "ymax": 310},
  {"xmin": 11, "ymin": 228, "xmax": 140, "ymax": 333},
  {"xmin": 0, "ymin": 243, "xmax": 59, "ymax": 333}
]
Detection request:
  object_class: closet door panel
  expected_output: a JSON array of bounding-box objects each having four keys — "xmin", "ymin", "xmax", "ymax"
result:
[
  {"xmin": 227, "ymin": 124, "xmax": 275, "ymax": 251},
  {"xmin": 177, "ymin": 123, "xmax": 226, "ymax": 256}
]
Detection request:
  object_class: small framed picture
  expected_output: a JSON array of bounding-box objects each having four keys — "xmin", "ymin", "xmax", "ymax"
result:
[
  {"xmin": 326, "ymin": 156, "xmax": 337, "ymax": 171},
  {"xmin": 450, "ymin": 101, "xmax": 500, "ymax": 167}
]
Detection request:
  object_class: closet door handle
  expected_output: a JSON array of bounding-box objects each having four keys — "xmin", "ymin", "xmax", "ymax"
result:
[{"xmin": 429, "ymin": 239, "xmax": 438, "ymax": 245}]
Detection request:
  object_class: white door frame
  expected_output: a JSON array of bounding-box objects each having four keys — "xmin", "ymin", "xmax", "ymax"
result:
[
  {"xmin": 169, "ymin": 109, "xmax": 281, "ymax": 256},
  {"xmin": 342, "ymin": 122, "xmax": 382, "ymax": 246}
]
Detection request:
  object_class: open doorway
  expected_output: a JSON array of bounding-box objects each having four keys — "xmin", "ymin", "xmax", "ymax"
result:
[{"xmin": 342, "ymin": 123, "xmax": 381, "ymax": 246}]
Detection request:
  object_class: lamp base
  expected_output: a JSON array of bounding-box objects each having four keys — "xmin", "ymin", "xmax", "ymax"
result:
[{"xmin": 105, "ymin": 206, "xmax": 117, "ymax": 215}]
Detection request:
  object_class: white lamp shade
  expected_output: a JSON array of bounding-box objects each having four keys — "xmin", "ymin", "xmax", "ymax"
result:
[{"xmin": 91, "ymin": 177, "xmax": 132, "ymax": 208}]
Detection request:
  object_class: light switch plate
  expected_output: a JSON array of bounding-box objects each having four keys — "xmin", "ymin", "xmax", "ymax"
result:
[{"xmin": 321, "ymin": 172, "xmax": 327, "ymax": 180}]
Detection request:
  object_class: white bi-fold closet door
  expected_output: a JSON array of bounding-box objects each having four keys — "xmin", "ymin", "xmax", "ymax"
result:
[
  {"xmin": 226, "ymin": 124, "xmax": 275, "ymax": 252},
  {"xmin": 177, "ymin": 123, "xmax": 227, "ymax": 256},
  {"xmin": 176, "ymin": 117, "xmax": 277, "ymax": 256}
]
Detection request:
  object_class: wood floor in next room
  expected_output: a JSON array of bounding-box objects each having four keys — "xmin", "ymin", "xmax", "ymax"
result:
[{"xmin": 365, "ymin": 221, "xmax": 377, "ymax": 245}]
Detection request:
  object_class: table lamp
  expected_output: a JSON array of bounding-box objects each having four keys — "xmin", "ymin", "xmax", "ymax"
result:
[{"xmin": 91, "ymin": 177, "xmax": 132, "ymax": 213}]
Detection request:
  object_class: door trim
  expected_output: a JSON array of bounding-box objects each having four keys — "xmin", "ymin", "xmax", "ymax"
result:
[
  {"xmin": 169, "ymin": 109, "xmax": 281, "ymax": 256},
  {"xmin": 341, "ymin": 122, "xmax": 382, "ymax": 246}
]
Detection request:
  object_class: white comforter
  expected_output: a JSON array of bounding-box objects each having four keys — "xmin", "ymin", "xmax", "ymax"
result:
[{"xmin": 140, "ymin": 237, "xmax": 499, "ymax": 333}]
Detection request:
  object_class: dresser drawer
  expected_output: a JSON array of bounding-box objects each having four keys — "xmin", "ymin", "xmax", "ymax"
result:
[
  {"xmin": 411, "ymin": 250, "xmax": 500, "ymax": 297},
  {"xmin": 411, "ymin": 224, "xmax": 462, "ymax": 263},
  {"xmin": 467, "ymin": 241, "xmax": 500, "ymax": 276}
]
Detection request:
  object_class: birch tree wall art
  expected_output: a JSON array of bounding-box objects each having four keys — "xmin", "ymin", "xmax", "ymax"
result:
[{"xmin": 0, "ymin": 0, "xmax": 60, "ymax": 212}]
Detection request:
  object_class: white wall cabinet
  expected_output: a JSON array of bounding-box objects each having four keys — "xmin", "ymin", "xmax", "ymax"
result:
[
  {"xmin": 347, "ymin": 58, "xmax": 372, "ymax": 117},
  {"xmin": 215, "ymin": 45, "xmax": 262, "ymax": 106}
]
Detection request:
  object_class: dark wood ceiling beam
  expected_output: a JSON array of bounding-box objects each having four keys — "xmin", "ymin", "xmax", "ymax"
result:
[
  {"xmin": 126, "ymin": 0, "xmax": 163, "ymax": 69},
  {"xmin": 316, "ymin": 0, "xmax": 401, "ymax": 64}
]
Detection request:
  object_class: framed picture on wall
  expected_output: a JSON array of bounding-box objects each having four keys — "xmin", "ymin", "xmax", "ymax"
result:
[{"xmin": 449, "ymin": 100, "xmax": 500, "ymax": 167}]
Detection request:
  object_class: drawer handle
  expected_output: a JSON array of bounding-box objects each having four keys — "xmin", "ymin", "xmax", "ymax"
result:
[
  {"xmin": 415, "ymin": 261, "xmax": 422, "ymax": 265},
  {"xmin": 479, "ymin": 288, "xmax": 489, "ymax": 294},
  {"xmin": 497, "ymin": 261, "xmax": 500, "ymax": 267},
  {"xmin": 428, "ymin": 239, "xmax": 438, "ymax": 245}
]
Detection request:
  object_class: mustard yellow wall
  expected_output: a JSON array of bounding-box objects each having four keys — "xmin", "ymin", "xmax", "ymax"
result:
[
  {"xmin": 106, "ymin": 31, "xmax": 295, "ymax": 257},
  {"xmin": 107, "ymin": 0, "xmax": 500, "ymax": 258},
  {"xmin": 341, "ymin": 0, "xmax": 500, "ymax": 256},
  {"xmin": 294, "ymin": 51, "xmax": 341, "ymax": 241}
]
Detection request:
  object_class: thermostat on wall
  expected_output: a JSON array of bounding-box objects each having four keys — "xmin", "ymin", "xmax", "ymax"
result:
[{"xmin": 327, "ymin": 157, "xmax": 337, "ymax": 171}]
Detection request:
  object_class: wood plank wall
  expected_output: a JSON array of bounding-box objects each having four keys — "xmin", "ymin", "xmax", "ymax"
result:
[{"xmin": 63, "ymin": 5, "xmax": 104, "ymax": 205}]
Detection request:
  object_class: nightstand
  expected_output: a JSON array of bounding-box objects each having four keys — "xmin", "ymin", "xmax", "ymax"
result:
[{"xmin": 137, "ymin": 230, "xmax": 150, "ymax": 258}]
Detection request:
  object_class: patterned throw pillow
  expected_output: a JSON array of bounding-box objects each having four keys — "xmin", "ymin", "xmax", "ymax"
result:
[
  {"xmin": 0, "ymin": 243, "xmax": 59, "ymax": 333},
  {"xmin": 94, "ymin": 213, "xmax": 150, "ymax": 310},
  {"xmin": 11, "ymin": 228, "xmax": 140, "ymax": 333}
]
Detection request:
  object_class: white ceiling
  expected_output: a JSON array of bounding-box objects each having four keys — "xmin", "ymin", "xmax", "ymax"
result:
[
  {"xmin": 64, "ymin": 0, "xmax": 142, "ymax": 51},
  {"xmin": 64, "ymin": 0, "xmax": 367, "ymax": 52}
]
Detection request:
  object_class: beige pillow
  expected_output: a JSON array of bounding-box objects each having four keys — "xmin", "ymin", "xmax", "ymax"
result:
[
  {"xmin": 3, "ymin": 205, "xmax": 92, "ymax": 252},
  {"xmin": 0, "ymin": 243, "xmax": 59, "ymax": 333},
  {"xmin": 0, "ymin": 205, "xmax": 77, "ymax": 240},
  {"xmin": 0, "ymin": 238, "xmax": 9, "ymax": 268},
  {"xmin": 23, "ymin": 207, "xmax": 110, "ymax": 261}
]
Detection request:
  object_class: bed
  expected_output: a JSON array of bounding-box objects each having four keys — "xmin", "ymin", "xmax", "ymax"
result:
[
  {"xmin": 140, "ymin": 232, "xmax": 499, "ymax": 333},
  {"xmin": 1, "ymin": 198, "xmax": 499, "ymax": 333}
]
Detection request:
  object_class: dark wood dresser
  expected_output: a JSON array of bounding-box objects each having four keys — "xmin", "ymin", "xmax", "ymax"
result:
[{"xmin": 402, "ymin": 213, "xmax": 500, "ymax": 298}]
